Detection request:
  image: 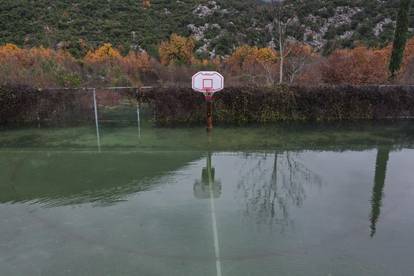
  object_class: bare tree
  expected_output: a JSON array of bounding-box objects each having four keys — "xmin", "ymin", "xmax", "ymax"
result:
[
  {"xmin": 270, "ymin": 0, "xmax": 295, "ymax": 84},
  {"xmin": 268, "ymin": 0, "xmax": 311, "ymax": 84},
  {"xmin": 285, "ymin": 43, "xmax": 314, "ymax": 84}
]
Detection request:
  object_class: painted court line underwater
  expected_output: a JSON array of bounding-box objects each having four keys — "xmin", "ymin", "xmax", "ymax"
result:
[{"xmin": 208, "ymin": 154, "xmax": 223, "ymax": 276}]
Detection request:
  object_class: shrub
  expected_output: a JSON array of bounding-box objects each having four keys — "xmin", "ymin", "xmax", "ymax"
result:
[
  {"xmin": 0, "ymin": 85, "xmax": 38, "ymax": 124},
  {"xmin": 140, "ymin": 85, "xmax": 414, "ymax": 126},
  {"xmin": 0, "ymin": 85, "xmax": 94, "ymax": 124}
]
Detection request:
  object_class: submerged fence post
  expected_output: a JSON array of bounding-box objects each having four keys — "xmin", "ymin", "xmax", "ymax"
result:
[
  {"xmin": 36, "ymin": 90, "xmax": 41, "ymax": 128},
  {"xmin": 136, "ymin": 88, "xmax": 141, "ymax": 139},
  {"xmin": 92, "ymin": 88, "xmax": 101, "ymax": 152}
]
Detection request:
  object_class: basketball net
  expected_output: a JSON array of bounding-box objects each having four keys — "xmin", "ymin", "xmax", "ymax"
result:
[{"xmin": 204, "ymin": 88, "xmax": 213, "ymax": 101}]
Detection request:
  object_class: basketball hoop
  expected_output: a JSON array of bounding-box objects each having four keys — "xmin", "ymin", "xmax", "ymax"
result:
[
  {"xmin": 192, "ymin": 71, "xmax": 224, "ymax": 98},
  {"xmin": 191, "ymin": 71, "xmax": 224, "ymax": 131},
  {"xmin": 204, "ymin": 88, "xmax": 214, "ymax": 102}
]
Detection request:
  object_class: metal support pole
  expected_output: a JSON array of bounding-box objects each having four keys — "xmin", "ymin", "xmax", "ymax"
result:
[
  {"xmin": 205, "ymin": 91, "xmax": 213, "ymax": 132},
  {"xmin": 136, "ymin": 89, "xmax": 141, "ymax": 139},
  {"xmin": 92, "ymin": 88, "xmax": 101, "ymax": 152},
  {"xmin": 37, "ymin": 93, "xmax": 41, "ymax": 128},
  {"xmin": 206, "ymin": 100, "xmax": 213, "ymax": 131}
]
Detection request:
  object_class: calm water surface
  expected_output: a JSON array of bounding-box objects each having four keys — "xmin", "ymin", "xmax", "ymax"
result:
[{"xmin": 0, "ymin": 122, "xmax": 413, "ymax": 275}]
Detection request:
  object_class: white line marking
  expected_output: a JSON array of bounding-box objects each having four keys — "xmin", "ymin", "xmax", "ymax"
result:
[{"xmin": 208, "ymin": 155, "xmax": 222, "ymax": 276}]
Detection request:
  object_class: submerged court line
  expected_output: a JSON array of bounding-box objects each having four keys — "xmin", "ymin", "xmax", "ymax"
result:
[
  {"xmin": 208, "ymin": 154, "xmax": 222, "ymax": 276},
  {"xmin": 209, "ymin": 183, "xmax": 222, "ymax": 276}
]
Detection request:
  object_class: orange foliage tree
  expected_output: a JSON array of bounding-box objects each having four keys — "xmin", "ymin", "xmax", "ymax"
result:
[
  {"xmin": 83, "ymin": 43, "xmax": 128, "ymax": 86},
  {"xmin": 321, "ymin": 46, "xmax": 390, "ymax": 85},
  {"xmin": 120, "ymin": 51, "xmax": 153, "ymax": 86},
  {"xmin": 0, "ymin": 43, "xmax": 22, "ymax": 57},
  {"xmin": 158, "ymin": 34, "xmax": 196, "ymax": 66},
  {"xmin": 0, "ymin": 43, "xmax": 81, "ymax": 87},
  {"xmin": 226, "ymin": 45, "xmax": 278, "ymax": 86},
  {"xmin": 4, "ymin": 37, "xmax": 414, "ymax": 88},
  {"xmin": 84, "ymin": 43, "xmax": 121, "ymax": 64},
  {"xmin": 143, "ymin": 0, "xmax": 151, "ymax": 9}
]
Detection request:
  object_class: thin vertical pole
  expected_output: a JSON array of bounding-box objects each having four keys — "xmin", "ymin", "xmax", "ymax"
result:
[
  {"xmin": 205, "ymin": 91, "xmax": 213, "ymax": 131},
  {"xmin": 136, "ymin": 89, "xmax": 141, "ymax": 139},
  {"xmin": 206, "ymin": 100, "xmax": 213, "ymax": 131},
  {"xmin": 37, "ymin": 92, "xmax": 41, "ymax": 128},
  {"xmin": 92, "ymin": 88, "xmax": 101, "ymax": 152}
]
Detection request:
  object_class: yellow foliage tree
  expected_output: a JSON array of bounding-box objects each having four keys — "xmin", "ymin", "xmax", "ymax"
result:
[
  {"xmin": 0, "ymin": 43, "xmax": 27, "ymax": 63},
  {"xmin": 228, "ymin": 46, "xmax": 277, "ymax": 69},
  {"xmin": 143, "ymin": 0, "xmax": 151, "ymax": 9},
  {"xmin": 84, "ymin": 43, "xmax": 121, "ymax": 63},
  {"xmin": 0, "ymin": 43, "xmax": 21, "ymax": 55},
  {"xmin": 227, "ymin": 45, "xmax": 278, "ymax": 85},
  {"xmin": 0, "ymin": 43, "xmax": 81, "ymax": 87},
  {"xmin": 120, "ymin": 51, "xmax": 152, "ymax": 85},
  {"xmin": 0, "ymin": 43, "xmax": 26, "ymax": 69},
  {"xmin": 256, "ymin": 47, "xmax": 279, "ymax": 63},
  {"xmin": 159, "ymin": 34, "xmax": 195, "ymax": 66}
]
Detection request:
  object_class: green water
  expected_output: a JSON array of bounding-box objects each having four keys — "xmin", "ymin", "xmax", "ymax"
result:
[{"xmin": 1, "ymin": 122, "xmax": 414, "ymax": 275}]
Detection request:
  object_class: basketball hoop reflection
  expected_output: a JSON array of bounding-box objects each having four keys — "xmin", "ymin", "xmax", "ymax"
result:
[{"xmin": 193, "ymin": 152, "xmax": 222, "ymax": 199}]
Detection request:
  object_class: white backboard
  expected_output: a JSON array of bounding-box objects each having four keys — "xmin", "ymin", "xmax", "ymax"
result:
[{"xmin": 192, "ymin": 71, "xmax": 224, "ymax": 93}]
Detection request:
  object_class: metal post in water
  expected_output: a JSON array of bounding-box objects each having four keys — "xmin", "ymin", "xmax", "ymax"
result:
[
  {"xmin": 136, "ymin": 90, "xmax": 141, "ymax": 139},
  {"xmin": 37, "ymin": 93, "xmax": 41, "ymax": 128},
  {"xmin": 92, "ymin": 88, "xmax": 101, "ymax": 152},
  {"xmin": 206, "ymin": 100, "xmax": 213, "ymax": 131},
  {"xmin": 205, "ymin": 91, "xmax": 213, "ymax": 132}
]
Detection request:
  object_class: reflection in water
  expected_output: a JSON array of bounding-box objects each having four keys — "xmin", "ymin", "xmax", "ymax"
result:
[
  {"xmin": 0, "ymin": 146, "xmax": 395, "ymax": 239},
  {"xmin": 193, "ymin": 152, "xmax": 222, "ymax": 199},
  {"xmin": 370, "ymin": 147, "xmax": 390, "ymax": 237},
  {"xmin": 237, "ymin": 152, "xmax": 322, "ymax": 228},
  {"xmin": 1, "ymin": 143, "xmax": 414, "ymax": 275},
  {"xmin": 0, "ymin": 151, "xmax": 201, "ymax": 205}
]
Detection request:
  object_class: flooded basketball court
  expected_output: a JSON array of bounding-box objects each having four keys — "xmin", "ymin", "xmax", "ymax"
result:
[{"xmin": 0, "ymin": 122, "xmax": 413, "ymax": 275}]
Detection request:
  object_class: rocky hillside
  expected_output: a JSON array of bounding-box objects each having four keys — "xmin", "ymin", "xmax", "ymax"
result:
[{"xmin": 0, "ymin": 0, "xmax": 412, "ymax": 57}]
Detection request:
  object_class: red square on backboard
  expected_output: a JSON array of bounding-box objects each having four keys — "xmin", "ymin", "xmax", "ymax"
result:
[{"xmin": 203, "ymin": 79, "xmax": 213, "ymax": 89}]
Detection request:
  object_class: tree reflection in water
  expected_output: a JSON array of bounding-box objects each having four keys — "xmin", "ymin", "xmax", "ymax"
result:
[
  {"xmin": 370, "ymin": 147, "xmax": 390, "ymax": 237},
  {"xmin": 237, "ymin": 152, "xmax": 322, "ymax": 230}
]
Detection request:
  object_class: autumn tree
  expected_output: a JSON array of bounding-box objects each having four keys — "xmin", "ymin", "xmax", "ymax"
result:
[
  {"xmin": 226, "ymin": 45, "xmax": 278, "ymax": 86},
  {"xmin": 143, "ymin": 0, "xmax": 151, "ymax": 9},
  {"xmin": 0, "ymin": 43, "xmax": 21, "ymax": 56},
  {"xmin": 158, "ymin": 34, "xmax": 195, "ymax": 66},
  {"xmin": 321, "ymin": 46, "xmax": 390, "ymax": 85},
  {"xmin": 83, "ymin": 44, "xmax": 126, "ymax": 86},
  {"xmin": 0, "ymin": 44, "xmax": 81, "ymax": 87},
  {"xmin": 249, "ymin": 47, "xmax": 278, "ymax": 86},
  {"xmin": 121, "ymin": 51, "xmax": 153, "ymax": 85},
  {"xmin": 84, "ymin": 43, "xmax": 121, "ymax": 64},
  {"xmin": 284, "ymin": 42, "xmax": 314, "ymax": 84}
]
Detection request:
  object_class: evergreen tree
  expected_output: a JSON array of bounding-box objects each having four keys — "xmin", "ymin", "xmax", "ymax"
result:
[{"xmin": 389, "ymin": 0, "xmax": 412, "ymax": 79}]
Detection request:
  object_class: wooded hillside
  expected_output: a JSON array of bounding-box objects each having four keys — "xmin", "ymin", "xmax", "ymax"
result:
[{"xmin": 1, "ymin": 0, "xmax": 412, "ymax": 57}]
